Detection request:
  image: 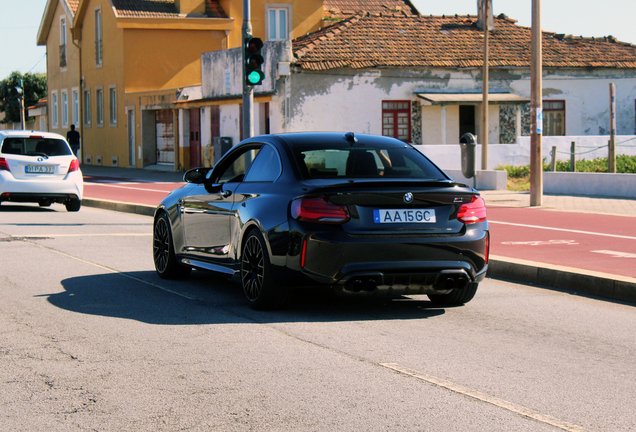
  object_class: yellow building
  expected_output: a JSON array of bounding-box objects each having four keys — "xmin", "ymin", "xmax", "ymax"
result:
[
  {"xmin": 37, "ymin": 0, "xmax": 81, "ymax": 140},
  {"xmin": 37, "ymin": 0, "xmax": 417, "ymax": 170}
]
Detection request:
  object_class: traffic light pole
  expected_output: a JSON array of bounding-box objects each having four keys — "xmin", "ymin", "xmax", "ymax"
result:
[
  {"xmin": 19, "ymin": 95, "xmax": 25, "ymax": 130},
  {"xmin": 242, "ymin": 0, "xmax": 254, "ymax": 140}
]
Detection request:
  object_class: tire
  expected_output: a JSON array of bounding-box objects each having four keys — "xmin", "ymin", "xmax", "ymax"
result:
[
  {"xmin": 153, "ymin": 212, "xmax": 191, "ymax": 279},
  {"xmin": 428, "ymin": 282, "xmax": 479, "ymax": 306},
  {"xmin": 241, "ymin": 230, "xmax": 289, "ymax": 310},
  {"xmin": 65, "ymin": 199, "xmax": 81, "ymax": 212}
]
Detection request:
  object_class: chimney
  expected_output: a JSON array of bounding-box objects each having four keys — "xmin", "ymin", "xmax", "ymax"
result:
[
  {"xmin": 175, "ymin": 0, "xmax": 205, "ymax": 15},
  {"xmin": 476, "ymin": 0, "xmax": 495, "ymax": 31}
]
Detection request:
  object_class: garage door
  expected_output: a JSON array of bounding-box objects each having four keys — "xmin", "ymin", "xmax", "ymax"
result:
[{"xmin": 156, "ymin": 109, "xmax": 174, "ymax": 163}]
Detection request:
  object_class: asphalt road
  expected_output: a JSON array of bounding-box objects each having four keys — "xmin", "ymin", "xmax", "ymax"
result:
[{"xmin": 1, "ymin": 203, "xmax": 635, "ymax": 431}]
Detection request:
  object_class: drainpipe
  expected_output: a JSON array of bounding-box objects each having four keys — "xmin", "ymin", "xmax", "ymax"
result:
[
  {"xmin": 173, "ymin": 108, "xmax": 181, "ymax": 172},
  {"xmin": 72, "ymin": 37, "xmax": 83, "ymax": 162}
]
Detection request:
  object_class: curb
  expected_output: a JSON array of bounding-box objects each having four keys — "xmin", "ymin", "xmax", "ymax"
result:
[
  {"xmin": 489, "ymin": 255, "xmax": 636, "ymax": 304},
  {"xmin": 82, "ymin": 198, "xmax": 636, "ymax": 305},
  {"xmin": 82, "ymin": 198, "xmax": 156, "ymax": 217}
]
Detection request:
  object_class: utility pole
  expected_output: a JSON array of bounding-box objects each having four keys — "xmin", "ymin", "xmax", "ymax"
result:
[
  {"xmin": 242, "ymin": 0, "xmax": 254, "ymax": 140},
  {"xmin": 481, "ymin": 0, "xmax": 489, "ymax": 170},
  {"xmin": 609, "ymin": 83, "xmax": 617, "ymax": 173},
  {"xmin": 530, "ymin": 0, "xmax": 543, "ymax": 206}
]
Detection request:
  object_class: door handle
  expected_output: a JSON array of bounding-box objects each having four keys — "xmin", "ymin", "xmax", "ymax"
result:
[{"xmin": 221, "ymin": 189, "xmax": 232, "ymax": 198}]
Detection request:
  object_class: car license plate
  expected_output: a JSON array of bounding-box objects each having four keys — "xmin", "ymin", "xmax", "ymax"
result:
[
  {"xmin": 25, "ymin": 165, "xmax": 54, "ymax": 174},
  {"xmin": 374, "ymin": 209, "xmax": 436, "ymax": 223}
]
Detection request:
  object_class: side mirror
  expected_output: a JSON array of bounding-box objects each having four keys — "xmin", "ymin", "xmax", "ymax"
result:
[{"xmin": 183, "ymin": 167, "xmax": 211, "ymax": 184}]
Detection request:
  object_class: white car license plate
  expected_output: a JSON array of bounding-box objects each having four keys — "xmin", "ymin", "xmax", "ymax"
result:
[
  {"xmin": 25, "ymin": 165, "xmax": 54, "ymax": 174},
  {"xmin": 374, "ymin": 209, "xmax": 436, "ymax": 223}
]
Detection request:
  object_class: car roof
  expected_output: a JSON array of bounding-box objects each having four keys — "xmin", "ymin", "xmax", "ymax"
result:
[
  {"xmin": 259, "ymin": 132, "xmax": 412, "ymax": 150},
  {"xmin": 0, "ymin": 130, "xmax": 66, "ymax": 141}
]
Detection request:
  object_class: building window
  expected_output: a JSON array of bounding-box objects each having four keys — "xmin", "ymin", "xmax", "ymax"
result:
[
  {"xmin": 52, "ymin": 91, "xmax": 58, "ymax": 128},
  {"xmin": 267, "ymin": 6, "xmax": 290, "ymax": 41},
  {"xmin": 96, "ymin": 87, "xmax": 104, "ymax": 126},
  {"xmin": 72, "ymin": 89, "xmax": 79, "ymax": 126},
  {"xmin": 109, "ymin": 86, "xmax": 117, "ymax": 125},
  {"xmin": 62, "ymin": 90, "xmax": 68, "ymax": 126},
  {"xmin": 59, "ymin": 16, "xmax": 67, "ymax": 67},
  {"xmin": 83, "ymin": 89, "xmax": 91, "ymax": 126},
  {"xmin": 543, "ymin": 100, "xmax": 565, "ymax": 136},
  {"xmin": 382, "ymin": 101, "xmax": 411, "ymax": 142},
  {"xmin": 95, "ymin": 7, "xmax": 103, "ymax": 66}
]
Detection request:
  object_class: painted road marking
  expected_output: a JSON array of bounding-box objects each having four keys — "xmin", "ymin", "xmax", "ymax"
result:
[
  {"xmin": 501, "ymin": 240, "xmax": 579, "ymax": 246},
  {"xmin": 591, "ymin": 250, "xmax": 636, "ymax": 258},
  {"xmin": 381, "ymin": 363, "xmax": 592, "ymax": 432},
  {"xmin": 490, "ymin": 221, "xmax": 636, "ymax": 241}
]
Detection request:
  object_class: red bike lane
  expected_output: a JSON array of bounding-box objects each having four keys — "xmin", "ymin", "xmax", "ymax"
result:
[
  {"xmin": 488, "ymin": 206, "xmax": 636, "ymax": 279},
  {"xmin": 83, "ymin": 175, "xmax": 184, "ymax": 207}
]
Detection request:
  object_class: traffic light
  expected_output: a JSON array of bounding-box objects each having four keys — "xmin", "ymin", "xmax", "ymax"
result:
[
  {"xmin": 15, "ymin": 79, "xmax": 23, "ymax": 96},
  {"xmin": 244, "ymin": 37, "xmax": 264, "ymax": 86}
]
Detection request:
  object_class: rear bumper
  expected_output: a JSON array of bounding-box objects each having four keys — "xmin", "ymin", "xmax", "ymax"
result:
[
  {"xmin": 0, "ymin": 171, "xmax": 83, "ymax": 202},
  {"xmin": 286, "ymin": 229, "xmax": 489, "ymax": 293},
  {"xmin": 0, "ymin": 192, "xmax": 80, "ymax": 204}
]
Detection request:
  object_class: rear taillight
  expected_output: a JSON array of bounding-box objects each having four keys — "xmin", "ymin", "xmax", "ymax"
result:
[
  {"xmin": 457, "ymin": 195, "xmax": 487, "ymax": 224},
  {"xmin": 0, "ymin": 158, "xmax": 10, "ymax": 172},
  {"xmin": 291, "ymin": 197, "xmax": 350, "ymax": 224},
  {"xmin": 68, "ymin": 159, "xmax": 80, "ymax": 173}
]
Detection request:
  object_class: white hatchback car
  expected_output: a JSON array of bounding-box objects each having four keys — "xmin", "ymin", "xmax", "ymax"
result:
[{"xmin": 0, "ymin": 130, "xmax": 83, "ymax": 211}]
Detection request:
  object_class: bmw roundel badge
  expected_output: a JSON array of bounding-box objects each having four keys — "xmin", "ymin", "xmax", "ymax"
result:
[
  {"xmin": 37, "ymin": 157, "xmax": 44, "ymax": 162},
  {"xmin": 404, "ymin": 192, "xmax": 414, "ymax": 203}
]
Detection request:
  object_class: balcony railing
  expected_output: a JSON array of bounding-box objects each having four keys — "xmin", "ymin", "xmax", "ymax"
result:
[
  {"xmin": 95, "ymin": 39, "xmax": 103, "ymax": 65},
  {"xmin": 59, "ymin": 44, "xmax": 67, "ymax": 67}
]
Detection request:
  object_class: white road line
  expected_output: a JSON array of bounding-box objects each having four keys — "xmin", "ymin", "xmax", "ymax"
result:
[
  {"xmin": 591, "ymin": 250, "xmax": 636, "ymax": 258},
  {"xmin": 16, "ymin": 233, "xmax": 151, "ymax": 238},
  {"xmin": 489, "ymin": 220, "xmax": 636, "ymax": 240},
  {"xmin": 381, "ymin": 363, "xmax": 592, "ymax": 432}
]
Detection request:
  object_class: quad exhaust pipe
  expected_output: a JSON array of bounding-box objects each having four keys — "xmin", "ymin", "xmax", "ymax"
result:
[
  {"xmin": 433, "ymin": 272, "xmax": 469, "ymax": 291},
  {"xmin": 348, "ymin": 278, "xmax": 378, "ymax": 292},
  {"xmin": 342, "ymin": 271, "xmax": 470, "ymax": 293}
]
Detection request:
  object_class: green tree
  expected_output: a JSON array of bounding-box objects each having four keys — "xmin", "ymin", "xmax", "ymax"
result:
[{"xmin": 0, "ymin": 71, "xmax": 47, "ymax": 124}]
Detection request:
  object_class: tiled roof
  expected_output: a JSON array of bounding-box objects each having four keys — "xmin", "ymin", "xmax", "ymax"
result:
[
  {"xmin": 111, "ymin": 0, "xmax": 227, "ymax": 19},
  {"xmin": 66, "ymin": 0, "xmax": 79, "ymax": 14},
  {"xmin": 293, "ymin": 12, "xmax": 636, "ymax": 71},
  {"xmin": 323, "ymin": 0, "xmax": 418, "ymax": 19}
]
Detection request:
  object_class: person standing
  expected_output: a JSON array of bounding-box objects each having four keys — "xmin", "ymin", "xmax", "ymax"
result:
[{"xmin": 67, "ymin": 124, "xmax": 80, "ymax": 157}]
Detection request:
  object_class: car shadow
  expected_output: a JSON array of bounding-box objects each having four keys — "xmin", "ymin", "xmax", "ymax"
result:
[
  {"xmin": 46, "ymin": 271, "xmax": 446, "ymax": 325},
  {"xmin": 0, "ymin": 204, "xmax": 57, "ymax": 212}
]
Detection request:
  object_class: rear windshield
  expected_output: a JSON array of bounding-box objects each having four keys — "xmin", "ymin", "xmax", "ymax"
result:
[
  {"xmin": 1, "ymin": 137, "xmax": 72, "ymax": 157},
  {"xmin": 293, "ymin": 146, "xmax": 446, "ymax": 180}
]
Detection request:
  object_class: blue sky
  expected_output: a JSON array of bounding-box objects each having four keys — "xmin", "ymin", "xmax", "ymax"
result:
[{"xmin": 1, "ymin": 0, "xmax": 635, "ymax": 78}]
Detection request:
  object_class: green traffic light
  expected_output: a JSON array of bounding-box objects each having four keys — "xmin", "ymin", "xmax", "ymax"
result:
[{"xmin": 247, "ymin": 70, "xmax": 263, "ymax": 85}]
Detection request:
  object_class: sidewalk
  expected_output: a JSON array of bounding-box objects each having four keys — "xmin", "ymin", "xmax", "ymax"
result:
[{"xmin": 79, "ymin": 165, "xmax": 636, "ymax": 304}]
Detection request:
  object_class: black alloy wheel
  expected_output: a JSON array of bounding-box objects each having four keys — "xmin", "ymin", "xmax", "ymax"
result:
[
  {"xmin": 241, "ymin": 230, "xmax": 288, "ymax": 310},
  {"xmin": 153, "ymin": 212, "xmax": 191, "ymax": 279}
]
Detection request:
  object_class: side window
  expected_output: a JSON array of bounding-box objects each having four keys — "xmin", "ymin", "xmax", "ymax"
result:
[
  {"xmin": 244, "ymin": 145, "xmax": 281, "ymax": 182},
  {"xmin": 213, "ymin": 147, "xmax": 261, "ymax": 184}
]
